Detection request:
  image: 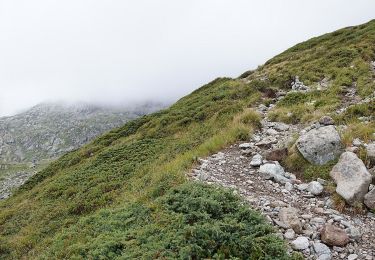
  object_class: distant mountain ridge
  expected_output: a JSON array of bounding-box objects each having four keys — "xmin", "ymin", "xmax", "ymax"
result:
[{"xmin": 0, "ymin": 102, "xmax": 164, "ymax": 164}]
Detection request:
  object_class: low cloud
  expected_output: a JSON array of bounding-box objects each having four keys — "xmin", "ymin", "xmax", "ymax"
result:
[{"xmin": 1, "ymin": 0, "xmax": 374, "ymax": 116}]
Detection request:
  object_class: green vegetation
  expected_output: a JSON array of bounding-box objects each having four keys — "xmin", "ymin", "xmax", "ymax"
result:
[
  {"xmin": 1, "ymin": 19, "xmax": 375, "ymax": 259},
  {"xmin": 37, "ymin": 183, "xmax": 301, "ymax": 259}
]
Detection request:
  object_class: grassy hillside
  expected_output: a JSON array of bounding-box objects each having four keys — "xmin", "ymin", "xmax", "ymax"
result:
[{"xmin": 1, "ymin": 20, "xmax": 375, "ymax": 259}]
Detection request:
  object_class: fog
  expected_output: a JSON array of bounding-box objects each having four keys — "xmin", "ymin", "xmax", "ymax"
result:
[{"xmin": 0, "ymin": 0, "xmax": 374, "ymax": 116}]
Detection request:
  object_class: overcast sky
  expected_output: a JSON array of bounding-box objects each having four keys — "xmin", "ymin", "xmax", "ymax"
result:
[{"xmin": 0, "ymin": 1, "xmax": 374, "ymax": 116}]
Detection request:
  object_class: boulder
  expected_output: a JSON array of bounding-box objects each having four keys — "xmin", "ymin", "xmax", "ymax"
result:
[
  {"xmin": 249, "ymin": 154, "xmax": 263, "ymax": 167},
  {"xmin": 320, "ymin": 224, "xmax": 349, "ymax": 246},
  {"xmin": 330, "ymin": 152, "xmax": 372, "ymax": 205},
  {"xmin": 265, "ymin": 148, "xmax": 288, "ymax": 162},
  {"xmin": 296, "ymin": 125, "xmax": 343, "ymax": 165},
  {"xmin": 307, "ymin": 181, "xmax": 324, "ymax": 195},
  {"xmin": 279, "ymin": 207, "xmax": 302, "ymax": 233},
  {"xmin": 364, "ymin": 188, "xmax": 375, "ymax": 209}
]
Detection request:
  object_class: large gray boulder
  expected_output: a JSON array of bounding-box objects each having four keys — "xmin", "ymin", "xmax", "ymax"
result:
[
  {"xmin": 330, "ymin": 152, "xmax": 372, "ymax": 205},
  {"xmin": 296, "ymin": 125, "xmax": 343, "ymax": 165}
]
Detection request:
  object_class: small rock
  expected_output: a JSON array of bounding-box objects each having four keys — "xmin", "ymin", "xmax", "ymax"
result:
[
  {"xmin": 347, "ymin": 254, "xmax": 358, "ymax": 260},
  {"xmin": 348, "ymin": 226, "xmax": 362, "ymax": 241},
  {"xmin": 321, "ymin": 224, "xmax": 349, "ymax": 246},
  {"xmin": 249, "ymin": 153, "xmax": 263, "ymax": 167},
  {"xmin": 279, "ymin": 207, "xmax": 302, "ymax": 233},
  {"xmin": 307, "ymin": 181, "xmax": 324, "ymax": 195},
  {"xmin": 352, "ymin": 138, "xmax": 362, "ymax": 147},
  {"xmin": 266, "ymin": 128, "xmax": 279, "ymax": 135},
  {"xmin": 259, "ymin": 162, "xmax": 291, "ymax": 184},
  {"xmin": 317, "ymin": 178, "xmax": 328, "ymax": 186},
  {"xmin": 239, "ymin": 143, "xmax": 252, "ymax": 149},
  {"xmin": 284, "ymin": 229, "xmax": 295, "ymax": 240},
  {"xmin": 319, "ymin": 116, "xmax": 335, "ymax": 126},
  {"xmin": 285, "ymin": 182, "xmax": 294, "ymax": 191},
  {"xmin": 291, "ymin": 236, "xmax": 310, "ymax": 250},
  {"xmin": 313, "ymin": 242, "xmax": 331, "ymax": 259},
  {"xmin": 297, "ymin": 183, "xmax": 309, "ymax": 191},
  {"xmin": 272, "ymin": 122, "xmax": 290, "ymax": 131}
]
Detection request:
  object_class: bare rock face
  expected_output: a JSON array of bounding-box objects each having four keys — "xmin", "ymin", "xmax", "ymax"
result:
[
  {"xmin": 330, "ymin": 152, "xmax": 372, "ymax": 205},
  {"xmin": 364, "ymin": 188, "xmax": 375, "ymax": 209},
  {"xmin": 296, "ymin": 125, "xmax": 343, "ymax": 165},
  {"xmin": 278, "ymin": 207, "xmax": 302, "ymax": 233},
  {"xmin": 321, "ymin": 224, "xmax": 349, "ymax": 246}
]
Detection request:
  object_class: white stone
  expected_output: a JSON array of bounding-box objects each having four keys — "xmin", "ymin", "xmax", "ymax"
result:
[
  {"xmin": 348, "ymin": 254, "xmax": 358, "ymax": 260},
  {"xmin": 307, "ymin": 181, "xmax": 324, "ymax": 195},
  {"xmin": 250, "ymin": 153, "xmax": 263, "ymax": 167},
  {"xmin": 239, "ymin": 143, "xmax": 252, "ymax": 149},
  {"xmin": 291, "ymin": 236, "xmax": 310, "ymax": 250},
  {"xmin": 284, "ymin": 229, "xmax": 295, "ymax": 240}
]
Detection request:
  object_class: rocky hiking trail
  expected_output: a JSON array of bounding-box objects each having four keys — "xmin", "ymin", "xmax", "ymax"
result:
[{"xmin": 189, "ymin": 86, "xmax": 375, "ymax": 259}]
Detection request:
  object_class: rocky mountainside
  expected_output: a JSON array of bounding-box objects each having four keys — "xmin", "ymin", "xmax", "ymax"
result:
[
  {"xmin": 0, "ymin": 20, "xmax": 374, "ymax": 259},
  {"xmin": 0, "ymin": 102, "xmax": 164, "ymax": 199},
  {"xmin": 0, "ymin": 102, "xmax": 162, "ymax": 163}
]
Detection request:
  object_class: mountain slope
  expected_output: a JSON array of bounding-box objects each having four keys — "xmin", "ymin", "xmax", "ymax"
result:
[
  {"xmin": 0, "ymin": 102, "xmax": 163, "ymax": 200},
  {"xmin": 0, "ymin": 20, "xmax": 374, "ymax": 259},
  {"xmin": 0, "ymin": 102, "xmax": 162, "ymax": 163}
]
